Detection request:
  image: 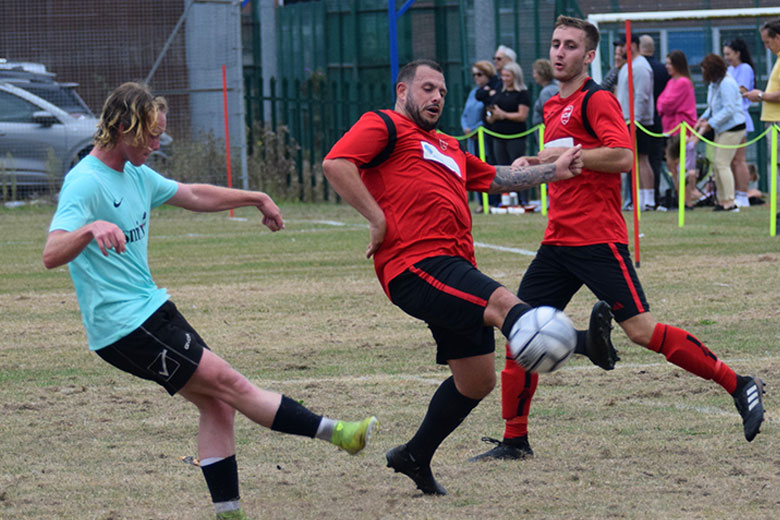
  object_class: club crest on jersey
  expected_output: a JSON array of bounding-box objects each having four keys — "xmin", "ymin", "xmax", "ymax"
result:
[
  {"xmin": 421, "ymin": 141, "xmax": 461, "ymax": 178},
  {"xmin": 439, "ymin": 138, "xmax": 448, "ymax": 151},
  {"xmin": 561, "ymin": 104, "xmax": 575, "ymax": 125}
]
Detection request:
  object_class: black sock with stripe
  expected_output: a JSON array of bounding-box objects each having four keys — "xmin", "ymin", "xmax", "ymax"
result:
[{"xmin": 501, "ymin": 303, "xmax": 532, "ymax": 339}]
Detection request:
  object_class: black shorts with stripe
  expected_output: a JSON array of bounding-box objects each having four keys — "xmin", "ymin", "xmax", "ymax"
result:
[
  {"xmin": 95, "ymin": 300, "xmax": 206, "ymax": 395},
  {"xmin": 517, "ymin": 243, "xmax": 649, "ymax": 323},
  {"xmin": 388, "ymin": 255, "xmax": 502, "ymax": 365}
]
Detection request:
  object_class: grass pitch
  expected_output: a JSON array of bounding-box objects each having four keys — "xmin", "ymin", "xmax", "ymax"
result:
[{"xmin": 1, "ymin": 201, "xmax": 778, "ymax": 519}]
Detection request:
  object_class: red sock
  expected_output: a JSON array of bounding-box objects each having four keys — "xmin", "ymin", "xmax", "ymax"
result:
[
  {"xmin": 501, "ymin": 343, "xmax": 539, "ymax": 439},
  {"xmin": 648, "ymin": 323, "xmax": 737, "ymax": 394}
]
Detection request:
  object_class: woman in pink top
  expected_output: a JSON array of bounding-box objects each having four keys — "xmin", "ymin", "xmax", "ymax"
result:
[{"xmin": 656, "ymin": 50, "xmax": 702, "ymax": 208}]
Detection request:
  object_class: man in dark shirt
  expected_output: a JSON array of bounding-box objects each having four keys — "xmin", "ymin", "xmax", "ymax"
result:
[{"xmin": 640, "ymin": 35, "xmax": 671, "ymax": 208}]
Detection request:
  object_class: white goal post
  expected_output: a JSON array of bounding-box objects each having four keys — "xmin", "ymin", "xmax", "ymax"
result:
[{"xmin": 587, "ymin": 7, "xmax": 780, "ymax": 83}]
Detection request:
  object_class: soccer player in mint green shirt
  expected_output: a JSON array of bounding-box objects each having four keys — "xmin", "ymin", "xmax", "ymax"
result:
[{"xmin": 43, "ymin": 82, "xmax": 377, "ymax": 520}]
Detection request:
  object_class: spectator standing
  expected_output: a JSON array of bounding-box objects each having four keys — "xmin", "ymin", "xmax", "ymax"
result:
[
  {"xmin": 656, "ymin": 50, "xmax": 701, "ymax": 208},
  {"xmin": 616, "ymin": 33, "xmax": 656, "ymax": 210},
  {"xmin": 695, "ymin": 54, "xmax": 746, "ymax": 211},
  {"xmin": 471, "ymin": 15, "xmax": 764, "ymax": 463},
  {"xmin": 475, "ymin": 45, "xmax": 515, "ymax": 206},
  {"xmin": 529, "ymin": 59, "xmax": 559, "ymax": 154},
  {"xmin": 42, "ymin": 82, "xmax": 377, "ymax": 520},
  {"xmin": 602, "ymin": 41, "xmax": 626, "ymax": 93},
  {"xmin": 745, "ymin": 19, "xmax": 780, "ymax": 133},
  {"xmin": 461, "ymin": 60, "xmax": 495, "ymax": 155},
  {"xmin": 490, "ymin": 45, "xmax": 517, "ymax": 75},
  {"xmin": 476, "ymin": 45, "xmax": 516, "ymax": 146},
  {"xmin": 723, "ymin": 38, "xmax": 756, "ymax": 208},
  {"xmin": 640, "ymin": 35, "xmax": 671, "ymax": 208},
  {"xmin": 744, "ymin": 19, "xmax": 780, "ymax": 222},
  {"xmin": 486, "ymin": 61, "xmax": 531, "ymax": 167}
]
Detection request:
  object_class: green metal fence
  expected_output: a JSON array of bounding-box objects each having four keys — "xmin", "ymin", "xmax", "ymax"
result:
[
  {"xmin": 244, "ymin": 71, "xmax": 395, "ymax": 200},
  {"xmin": 242, "ymin": 0, "xmax": 577, "ymax": 200},
  {"xmin": 242, "ymin": 0, "xmax": 778, "ymax": 200}
]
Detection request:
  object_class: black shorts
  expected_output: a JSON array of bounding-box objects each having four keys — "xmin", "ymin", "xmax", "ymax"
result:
[
  {"xmin": 95, "ymin": 301, "xmax": 206, "ymax": 395},
  {"xmin": 632, "ymin": 123, "xmax": 653, "ymax": 155},
  {"xmin": 517, "ymin": 243, "xmax": 649, "ymax": 323},
  {"xmin": 388, "ymin": 255, "xmax": 501, "ymax": 365}
]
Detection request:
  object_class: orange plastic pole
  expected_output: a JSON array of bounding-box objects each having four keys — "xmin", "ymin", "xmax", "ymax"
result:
[
  {"xmin": 222, "ymin": 64, "xmax": 234, "ymax": 218},
  {"xmin": 626, "ymin": 21, "xmax": 640, "ymax": 268}
]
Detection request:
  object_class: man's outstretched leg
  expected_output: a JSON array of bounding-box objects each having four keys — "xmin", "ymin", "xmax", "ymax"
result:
[
  {"xmin": 182, "ymin": 350, "xmax": 378, "ymax": 517},
  {"xmin": 639, "ymin": 319, "xmax": 765, "ymax": 441}
]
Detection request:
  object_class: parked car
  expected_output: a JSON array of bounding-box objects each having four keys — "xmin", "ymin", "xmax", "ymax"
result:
[
  {"xmin": 0, "ymin": 62, "xmax": 94, "ymax": 119},
  {"xmin": 0, "ymin": 81, "xmax": 96, "ymax": 192},
  {"xmin": 0, "ymin": 68, "xmax": 172, "ymax": 196}
]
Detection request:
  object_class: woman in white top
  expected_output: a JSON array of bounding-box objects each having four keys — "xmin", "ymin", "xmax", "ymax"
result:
[
  {"xmin": 695, "ymin": 54, "xmax": 746, "ymax": 211},
  {"xmin": 723, "ymin": 38, "xmax": 755, "ymax": 207}
]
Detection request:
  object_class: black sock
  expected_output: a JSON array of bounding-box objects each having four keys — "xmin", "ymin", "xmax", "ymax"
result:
[
  {"xmin": 501, "ymin": 303, "xmax": 532, "ymax": 338},
  {"xmin": 574, "ymin": 330, "xmax": 587, "ymax": 355},
  {"xmin": 406, "ymin": 376, "xmax": 481, "ymax": 466},
  {"xmin": 201, "ymin": 455, "xmax": 240, "ymax": 504},
  {"xmin": 270, "ymin": 395, "xmax": 321, "ymax": 437}
]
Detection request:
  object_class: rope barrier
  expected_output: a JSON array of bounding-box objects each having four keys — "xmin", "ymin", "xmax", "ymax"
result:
[{"xmin": 450, "ymin": 121, "xmax": 778, "ymax": 236}]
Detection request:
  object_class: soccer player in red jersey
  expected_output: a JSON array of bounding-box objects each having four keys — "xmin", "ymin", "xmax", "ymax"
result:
[
  {"xmin": 471, "ymin": 16, "xmax": 765, "ymax": 462},
  {"xmin": 323, "ymin": 59, "xmax": 604, "ymax": 495}
]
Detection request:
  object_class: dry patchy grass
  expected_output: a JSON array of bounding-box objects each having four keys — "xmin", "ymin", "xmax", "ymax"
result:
[{"xmin": 1, "ymin": 202, "xmax": 779, "ymax": 519}]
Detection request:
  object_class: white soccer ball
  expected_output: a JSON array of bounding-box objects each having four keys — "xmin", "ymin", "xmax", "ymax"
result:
[{"xmin": 508, "ymin": 306, "xmax": 576, "ymax": 373}]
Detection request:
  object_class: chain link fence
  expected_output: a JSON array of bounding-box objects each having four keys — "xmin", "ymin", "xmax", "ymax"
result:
[{"xmin": 1, "ymin": 0, "xmax": 248, "ymax": 199}]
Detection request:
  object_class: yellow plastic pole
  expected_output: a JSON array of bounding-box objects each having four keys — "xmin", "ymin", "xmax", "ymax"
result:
[
  {"xmin": 477, "ymin": 127, "xmax": 489, "ymax": 214},
  {"xmin": 678, "ymin": 123, "xmax": 687, "ymax": 227},
  {"xmin": 771, "ymin": 125, "xmax": 777, "ymax": 237},
  {"xmin": 539, "ymin": 124, "xmax": 547, "ymax": 216}
]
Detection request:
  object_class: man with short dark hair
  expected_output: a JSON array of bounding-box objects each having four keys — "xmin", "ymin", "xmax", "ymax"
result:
[
  {"xmin": 323, "ymin": 59, "xmax": 609, "ymax": 495},
  {"xmin": 471, "ymin": 15, "xmax": 765, "ymax": 462},
  {"xmin": 44, "ymin": 81, "xmax": 377, "ymax": 520},
  {"xmin": 640, "ymin": 34, "xmax": 671, "ymax": 208},
  {"xmin": 602, "ymin": 40, "xmax": 626, "ymax": 93},
  {"xmin": 616, "ymin": 32, "xmax": 656, "ymax": 210}
]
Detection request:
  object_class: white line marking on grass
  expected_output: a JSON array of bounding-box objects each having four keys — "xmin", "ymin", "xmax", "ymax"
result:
[
  {"xmin": 635, "ymin": 399, "xmax": 779, "ymax": 425},
  {"xmin": 474, "ymin": 241, "xmax": 536, "ymax": 256},
  {"xmin": 309, "ymin": 220, "xmax": 347, "ymax": 226},
  {"xmin": 287, "ymin": 220, "xmax": 539, "ymax": 257},
  {"xmin": 260, "ymin": 356, "xmax": 776, "ymax": 385},
  {"xmin": 156, "ymin": 219, "xmax": 539, "ymax": 258},
  {"xmin": 263, "ymin": 373, "xmax": 447, "ymax": 387},
  {"xmin": 285, "ymin": 219, "xmax": 366, "ymax": 230}
]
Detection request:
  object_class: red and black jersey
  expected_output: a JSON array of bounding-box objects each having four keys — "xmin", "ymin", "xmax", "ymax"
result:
[
  {"xmin": 324, "ymin": 110, "xmax": 495, "ymax": 296},
  {"xmin": 542, "ymin": 78, "xmax": 632, "ymax": 246}
]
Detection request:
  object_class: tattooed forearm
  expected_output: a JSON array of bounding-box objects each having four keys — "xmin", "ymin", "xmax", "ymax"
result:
[{"xmin": 489, "ymin": 163, "xmax": 557, "ymax": 193}]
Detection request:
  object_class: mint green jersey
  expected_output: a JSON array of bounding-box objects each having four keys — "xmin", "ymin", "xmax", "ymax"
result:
[{"xmin": 50, "ymin": 155, "xmax": 179, "ymax": 350}]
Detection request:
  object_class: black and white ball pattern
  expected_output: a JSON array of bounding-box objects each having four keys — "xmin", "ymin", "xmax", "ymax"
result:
[{"xmin": 508, "ymin": 306, "xmax": 576, "ymax": 373}]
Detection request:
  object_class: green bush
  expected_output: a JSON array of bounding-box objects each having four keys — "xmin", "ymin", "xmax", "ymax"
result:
[{"xmin": 164, "ymin": 123, "xmax": 302, "ymax": 202}]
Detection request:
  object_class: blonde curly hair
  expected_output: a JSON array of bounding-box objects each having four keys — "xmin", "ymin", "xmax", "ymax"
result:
[{"xmin": 94, "ymin": 82, "xmax": 167, "ymax": 149}]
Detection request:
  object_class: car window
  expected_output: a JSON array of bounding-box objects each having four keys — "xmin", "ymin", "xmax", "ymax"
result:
[
  {"xmin": 0, "ymin": 90, "xmax": 39, "ymax": 123},
  {"xmin": 22, "ymin": 85, "xmax": 91, "ymax": 115}
]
